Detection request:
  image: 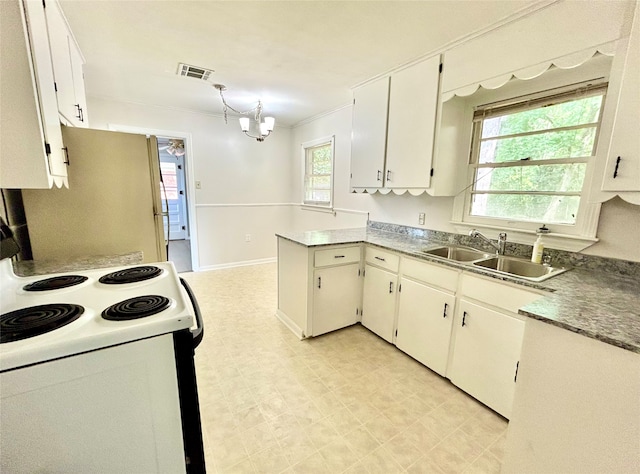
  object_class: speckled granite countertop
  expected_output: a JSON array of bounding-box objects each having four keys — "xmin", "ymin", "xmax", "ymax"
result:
[
  {"xmin": 277, "ymin": 227, "xmax": 640, "ymax": 354},
  {"xmin": 12, "ymin": 251, "xmax": 145, "ymax": 277}
]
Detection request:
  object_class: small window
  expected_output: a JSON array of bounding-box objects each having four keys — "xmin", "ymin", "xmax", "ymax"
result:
[
  {"xmin": 466, "ymin": 84, "xmax": 606, "ymax": 227},
  {"xmin": 302, "ymin": 137, "xmax": 334, "ymax": 207}
]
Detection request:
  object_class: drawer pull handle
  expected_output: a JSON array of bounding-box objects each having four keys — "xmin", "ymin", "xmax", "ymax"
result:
[
  {"xmin": 374, "ymin": 256, "xmax": 386, "ymax": 262},
  {"xmin": 377, "ymin": 170, "xmax": 382, "ymax": 181},
  {"xmin": 318, "ymin": 277, "xmax": 321, "ymax": 289},
  {"xmin": 613, "ymin": 156, "xmax": 621, "ymax": 178},
  {"xmin": 443, "ymin": 303, "xmax": 448, "ymax": 318},
  {"xmin": 389, "ymin": 281, "xmax": 393, "ymax": 293},
  {"xmin": 462, "ymin": 311, "xmax": 467, "ymax": 327},
  {"xmin": 334, "ymin": 255, "xmax": 345, "ymax": 258},
  {"xmin": 387, "ymin": 170, "xmax": 391, "ymax": 181}
]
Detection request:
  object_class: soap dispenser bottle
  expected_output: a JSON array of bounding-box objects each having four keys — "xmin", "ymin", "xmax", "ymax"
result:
[{"xmin": 531, "ymin": 225, "xmax": 549, "ymax": 264}]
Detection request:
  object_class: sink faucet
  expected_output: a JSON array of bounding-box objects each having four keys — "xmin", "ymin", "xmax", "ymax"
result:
[{"xmin": 469, "ymin": 229, "xmax": 507, "ymax": 255}]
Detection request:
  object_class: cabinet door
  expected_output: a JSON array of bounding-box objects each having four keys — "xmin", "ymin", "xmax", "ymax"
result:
[
  {"xmin": 395, "ymin": 278, "xmax": 455, "ymax": 376},
  {"xmin": 601, "ymin": 4, "xmax": 640, "ymax": 192},
  {"xmin": 385, "ymin": 55, "xmax": 441, "ymax": 189},
  {"xmin": 45, "ymin": 0, "xmax": 87, "ymax": 128},
  {"xmin": 449, "ymin": 299, "xmax": 525, "ymax": 419},
  {"xmin": 312, "ymin": 263, "xmax": 361, "ymax": 337},
  {"xmin": 350, "ymin": 77, "xmax": 389, "ymax": 189},
  {"xmin": 361, "ymin": 264, "xmax": 397, "ymax": 342},
  {"xmin": 69, "ymin": 39, "xmax": 88, "ymax": 126},
  {"xmin": 0, "ymin": 0, "xmax": 67, "ymax": 188}
]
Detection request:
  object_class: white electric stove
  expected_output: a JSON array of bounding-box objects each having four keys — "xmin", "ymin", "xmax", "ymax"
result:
[
  {"xmin": 0, "ymin": 258, "xmax": 196, "ymax": 371},
  {"xmin": 0, "ymin": 259, "xmax": 206, "ymax": 473}
]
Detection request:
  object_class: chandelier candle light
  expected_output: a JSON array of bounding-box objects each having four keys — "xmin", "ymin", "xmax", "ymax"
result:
[{"xmin": 214, "ymin": 84, "xmax": 275, "ymax": 142}]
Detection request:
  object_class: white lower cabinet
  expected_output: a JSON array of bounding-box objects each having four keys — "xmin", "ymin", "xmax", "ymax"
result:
[
  {"xmin": 312, "ymin": 263, "xmax": 361, "ymax": 337},
  {"xmin": 396, "ymin": 278, "xmax": 455, "ymax": 377},
  {"xmin": 276, "ymin": 237, "xmax": 362, "ymax": 339},
  {"xmin": 449, "ymin": 299, "xmax": 524, "ymax": 418},
  {"xmin": 361, "ymin": 264, "xmax": 397, "ymax": 342}
]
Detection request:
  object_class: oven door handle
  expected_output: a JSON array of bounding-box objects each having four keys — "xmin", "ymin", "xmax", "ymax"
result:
[{"xmin": 179, "ymin": 277, "xmax": 204, "ymax": 349}]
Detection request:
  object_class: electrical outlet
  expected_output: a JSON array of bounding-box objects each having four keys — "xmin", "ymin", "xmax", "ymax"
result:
[
  {"xmin": 245, "ymin": 234, "xmax": 251, "ymax": 242},
  {"xmin": 419, "ymin": 213, "xmax": 425, "ymax": 225},
  {"xmin": 195, "ymin": 181, "xmax": 201, "ymax": 189}
]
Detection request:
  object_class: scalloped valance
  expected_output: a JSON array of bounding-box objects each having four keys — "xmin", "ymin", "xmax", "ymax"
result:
[
  {"xmin": 442, "ymin": 42, "xmax": 617, "ymax": 102},
  {"xmin": 351, "ymin": 188, "xmax": 430, "ymax": 196}
]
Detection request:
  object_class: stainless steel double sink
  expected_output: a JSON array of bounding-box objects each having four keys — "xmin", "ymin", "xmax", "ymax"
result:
[{"xmin": 421, "ymin": 245, "xmax": 568, "ymax": 282}]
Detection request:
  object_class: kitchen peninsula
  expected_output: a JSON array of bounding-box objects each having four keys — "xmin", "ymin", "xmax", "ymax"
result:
[{"xmin": 276, "ymin": 222, "xmax": 640, "ymax": 473}]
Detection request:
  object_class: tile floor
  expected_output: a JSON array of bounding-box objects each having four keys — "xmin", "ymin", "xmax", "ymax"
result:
[{"xmin": 181, "ymin": 263, "xmax": 507, "ymax": 474}]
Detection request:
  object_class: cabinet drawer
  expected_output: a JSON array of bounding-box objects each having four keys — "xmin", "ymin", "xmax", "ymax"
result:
[
  {"xmin": 401, "ymin": 257, "xmax": 459, "ymax": 292},
  {"xmin": 460, "ymin": 274, "xmax": 544, "ymax": 314},
  {"xmin": 314, "ymin": 246, "xmax": 361, "ymax": 268},
  {"xmin": 365, "ymin": 246, "xmax": 399, "ymax": 273}
]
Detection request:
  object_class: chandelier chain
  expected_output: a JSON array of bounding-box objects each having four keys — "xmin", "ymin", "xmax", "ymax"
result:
[{"xmin": 216, "ymin": 87, "xmax": 263, "ymax": 124}]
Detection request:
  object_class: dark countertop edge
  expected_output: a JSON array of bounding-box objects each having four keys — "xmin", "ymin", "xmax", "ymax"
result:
[{"xmin": 276, "ymin": 229, "xmax": 640, "ymax": 354}]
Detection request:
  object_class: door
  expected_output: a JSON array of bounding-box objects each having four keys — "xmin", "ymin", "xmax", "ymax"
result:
[
  {"xmin": 361, "ymin": 264, "xmax": 397, "ymax": 342},
  {"xmin": 395, "ymin": 278, "xmax": 455, "ymax": 376},
  {"xmin": 386, "ymin": 55, "xmax": 441, "ymax": 189},
  {"xmin": 449, "ymin": 299, "xmax": 525, "ymax": 418},
  {"xmin": 350, "ymin": 77, "xmax": 389, "ymax": 189},
  {"xmin": 312, "ymin": 263, "xmax": 361, "ymax": 336},
  {"xmin": 158, "ymin": 141, "xmax": 188, "ymax": 241}
]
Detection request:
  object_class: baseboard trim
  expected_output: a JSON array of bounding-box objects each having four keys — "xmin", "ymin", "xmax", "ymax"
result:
[
  {"xmin": 197, "ymin": 257, "xmax": 277, "ymax": 272},
  {"xmin": 275, "ymin": 309, "xmax": 305, "ymax": 340}
]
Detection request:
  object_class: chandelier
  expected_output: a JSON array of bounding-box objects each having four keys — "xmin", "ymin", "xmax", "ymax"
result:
[{"xmin": 214, "ymin": 84, "xmax": 275, "ymax": 142}]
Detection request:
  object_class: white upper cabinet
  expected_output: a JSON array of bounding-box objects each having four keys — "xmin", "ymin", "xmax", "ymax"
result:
[
  {"xmin": 350, "ymin": 76, "xmax": 389, "ymax": 189},
  {"xmin": 350, "ymin": 55, "xmax": 441, "ymax": 192},
  {"xmin": 45, "ymin": 0, "xmax": 88, "ymax": 128},
  {"xmin": 385, "ymin": 55, "xmax": 441, "ymax": 190},
  {"xmin": 600, "ymin": 2, "xmax": 640, "ymax": 194},
  {"xmin": 0, "ymin": 0, "xmax": 67, "ymax": 189}
]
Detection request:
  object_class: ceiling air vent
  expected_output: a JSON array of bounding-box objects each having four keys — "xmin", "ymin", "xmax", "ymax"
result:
[{"xmin": 177, "ymin": 63, "xmax": 214, "ymax": 81}]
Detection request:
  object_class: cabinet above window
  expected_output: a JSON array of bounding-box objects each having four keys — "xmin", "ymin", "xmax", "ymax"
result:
[{"xmin": 350, "ymin": 55, "xmax": 443, "ymax": 195}]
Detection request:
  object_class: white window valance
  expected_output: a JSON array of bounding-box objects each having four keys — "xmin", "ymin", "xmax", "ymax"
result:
[
  {"xmin": 442, "ymin": 43, "xmax": 617, "ymax": 102},
  {"xmin": 441, "ymin": 0, "xmax": 631, "ymax": 101}
]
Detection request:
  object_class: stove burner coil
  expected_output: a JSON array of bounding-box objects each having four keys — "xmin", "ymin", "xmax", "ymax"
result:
[
  {"xmin": 0, "ymin": 304, "xmax": 84, "ymax": 343},
  {"xmin": 23, "ymin": 275, "xmax": 88, "ymax": 292},
  {"xmin": 102, "ymin": 295, "xmax": 171, "ymax": 321},
  {"xmin": 98, "ymin": 266, "xmax": 163, "ymax": 285}
]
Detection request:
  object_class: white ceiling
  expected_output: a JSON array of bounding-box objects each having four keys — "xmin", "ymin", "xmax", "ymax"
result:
[{"xmin": 59, "ymin": 0, "xmax": 543, "ymax": 126}]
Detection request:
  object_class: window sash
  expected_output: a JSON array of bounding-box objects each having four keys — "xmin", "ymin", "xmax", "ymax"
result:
[
  {"xmin": 303, "ymin": 141, "xmax": 333, "ymax": 206},
  {"xmin": 466, "ymin": 85, "xmax": 606, "ymax": 227}
]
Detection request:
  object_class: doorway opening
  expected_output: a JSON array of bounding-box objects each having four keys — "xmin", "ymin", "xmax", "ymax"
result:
[{"xmin": 158, "ymin": 137, "xmax": 192, "ymax": 272}]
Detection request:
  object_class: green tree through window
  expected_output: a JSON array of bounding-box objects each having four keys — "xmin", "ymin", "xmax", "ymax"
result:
[{"xmin": 470, "ymin": 87, "xmax": 606, "ymax": 224}]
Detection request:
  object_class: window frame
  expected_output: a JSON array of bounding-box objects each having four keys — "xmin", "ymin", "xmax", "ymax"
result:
[
  {"xmin": 452, "ymin": 81, "xmax": 608, "ymax": 250},
  {"xmin": 301, "ymin": 136, "xmax": 335, "ymax": 209}
]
